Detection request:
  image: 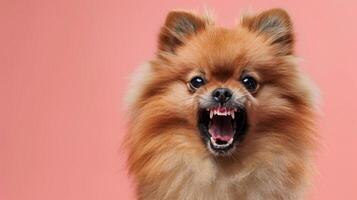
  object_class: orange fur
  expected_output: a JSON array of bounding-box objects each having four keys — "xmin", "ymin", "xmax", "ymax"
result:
[{"xmin": 125, "ymin": 8, "xmax": 317, "ymax": 200}]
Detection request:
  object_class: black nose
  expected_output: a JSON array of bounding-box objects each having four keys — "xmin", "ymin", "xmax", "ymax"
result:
[{"xmin": 212, "ymin": 88, "xmax": 233, "ymax": 103}]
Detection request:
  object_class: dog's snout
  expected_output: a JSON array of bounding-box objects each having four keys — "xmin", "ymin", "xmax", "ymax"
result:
[{"xmin": 212, "ymin": 88, "xmax": 232, "ymax": 103}]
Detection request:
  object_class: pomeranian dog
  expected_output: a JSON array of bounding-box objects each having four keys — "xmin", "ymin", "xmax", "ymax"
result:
[{"xmin": 125, "ymin": 8, "xmax": 317, "ymax": 200}]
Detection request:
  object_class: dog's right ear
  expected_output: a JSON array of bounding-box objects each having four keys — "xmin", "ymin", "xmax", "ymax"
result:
[{"xmin": 158, "ymin": 11, "xmax": 208, "ymax": 53}]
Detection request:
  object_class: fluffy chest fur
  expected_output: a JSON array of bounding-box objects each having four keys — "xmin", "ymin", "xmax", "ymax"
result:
[{"xmin": 134, "ymin": 145, "xmax": 308, "ymax": 200}]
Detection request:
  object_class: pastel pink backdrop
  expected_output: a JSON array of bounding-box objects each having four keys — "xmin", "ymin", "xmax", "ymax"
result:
[{"xmin": 1, "ymin": 0, "xmax": 356, "ymax": 199}]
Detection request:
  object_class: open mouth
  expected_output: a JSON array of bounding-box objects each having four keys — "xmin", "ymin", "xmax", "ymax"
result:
[{"xmin": 198, "ymin": 106, "xmax": 248, "ymax": 155}]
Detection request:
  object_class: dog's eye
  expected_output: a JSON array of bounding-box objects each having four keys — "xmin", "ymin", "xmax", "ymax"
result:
[
  {"xmin": 241, "ymin": 75, "xmax": 258, "ymax": 92},
  {"xmin": 189, "ymin": 76, "xmax": 206, "ymax": 89}
]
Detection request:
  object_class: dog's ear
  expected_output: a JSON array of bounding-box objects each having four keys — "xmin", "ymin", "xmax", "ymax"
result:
[
  {"xmin": 158, "ymin": 11, "xmax": 208, "ymax": 53},
  {"xmin": 241, "ymin": 8, "xmax": 294, "ymax": 55}
]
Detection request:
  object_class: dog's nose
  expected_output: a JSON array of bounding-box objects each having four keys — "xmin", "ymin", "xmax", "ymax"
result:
[{"xmin": 212, "ymin": 88, "xmax": 232, "ymax": 103}]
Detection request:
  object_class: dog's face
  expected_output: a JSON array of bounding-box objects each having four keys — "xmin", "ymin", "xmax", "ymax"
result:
[{"xmin": 130, "ymin": 9, "xmax": 315, "ymax": 158}]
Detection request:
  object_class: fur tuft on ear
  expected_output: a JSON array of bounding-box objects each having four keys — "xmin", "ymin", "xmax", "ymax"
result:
[
  {"xmin": 241, "ymin": 8, "xmax": 294, "ymax": 55},
  {"xmin": 158, "ymin": 10, "xmax": 210, "ymax": 54}
]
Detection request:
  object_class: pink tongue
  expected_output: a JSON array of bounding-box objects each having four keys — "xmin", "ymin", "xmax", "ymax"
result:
[{"xmin": 208, "ymin": 116, "xmax": 234, "ymax": 142}]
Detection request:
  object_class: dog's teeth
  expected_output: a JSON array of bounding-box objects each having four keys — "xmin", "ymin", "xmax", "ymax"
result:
[
  {"xmin": 210, "ymin": 137, "xmax": 216, "ymax": 145},
  {"xmin": 231, "ymin": 111, "xmax": 235, "ymax": 119},
  {"xmin": 227, "ymin": 138, "xmax": 234, "ymax": 145},
  {"xmin": 210, "ymin": 137, "xmax": 234, "ymax": 148},
  {"xmin": 210, "ymin": 110, "xmax": 213, "ymax": 119}
]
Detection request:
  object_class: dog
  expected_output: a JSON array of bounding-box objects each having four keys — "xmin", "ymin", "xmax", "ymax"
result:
[{"xmin": 125, "ymin": 8, "xmax": 317, "ymax": 200}]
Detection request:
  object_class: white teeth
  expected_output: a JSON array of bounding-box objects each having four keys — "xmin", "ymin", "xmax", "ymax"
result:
[
  {"xmin": 227, "ymin": 138, "xmax": 233, "ymax": 145},
  {"xmin": 210, "ymin": 137, "xmax": 234, "ymax": 148},
  {"xmin": 208, "ymin": 108, "xmax": 237, "ymax": 118},
  {"xmin": 210, "ymin": 137, "xmax": 215, "ymax": 145}
]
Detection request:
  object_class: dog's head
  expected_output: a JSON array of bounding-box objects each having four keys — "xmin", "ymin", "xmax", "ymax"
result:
[{"xmin": 129, "ymin": 9, "xmax": 316, "ymax": 158}]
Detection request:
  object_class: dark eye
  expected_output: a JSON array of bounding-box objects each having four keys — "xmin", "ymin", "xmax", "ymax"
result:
[
  {"xmin": 189, "ymin": 76, "xmax": 206, "ymax": 89},
  {"xmin": 241, "ymin": 75, "xmax": 258, "ymax": 92}
]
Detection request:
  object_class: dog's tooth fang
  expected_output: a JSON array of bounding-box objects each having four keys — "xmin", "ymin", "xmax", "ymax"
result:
[
  {"xmin": 210, "ymin": 137, "xmax": 215, "ymax": 145},
  {"xmin": 231, "ymin": 111, "xmax": 235, "ymax": 119},
  {"xmin": 210, "ymin": 110, "xmax": 213, "ymax": 119},
  {"xmin": 210, "ymin": 137, "xmax": 218, "ymax": 146},
  {"xmin": 227, "ymin": 138, "xmax": 234, "ymax": 145}
]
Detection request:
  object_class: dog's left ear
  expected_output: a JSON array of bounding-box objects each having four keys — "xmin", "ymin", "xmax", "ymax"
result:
[
  {"xmin": 241, "ymin": 8, "xmax": 294, "ymax": 55},
  {"xmin": 158, "ymin": 11, "xmax": 209, "ymax": 53}
]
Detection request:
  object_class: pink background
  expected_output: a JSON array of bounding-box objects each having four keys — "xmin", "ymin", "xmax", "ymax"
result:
[{"xmin": 1, "ymin": 0, "xmax": 356, "ymax": 199}]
